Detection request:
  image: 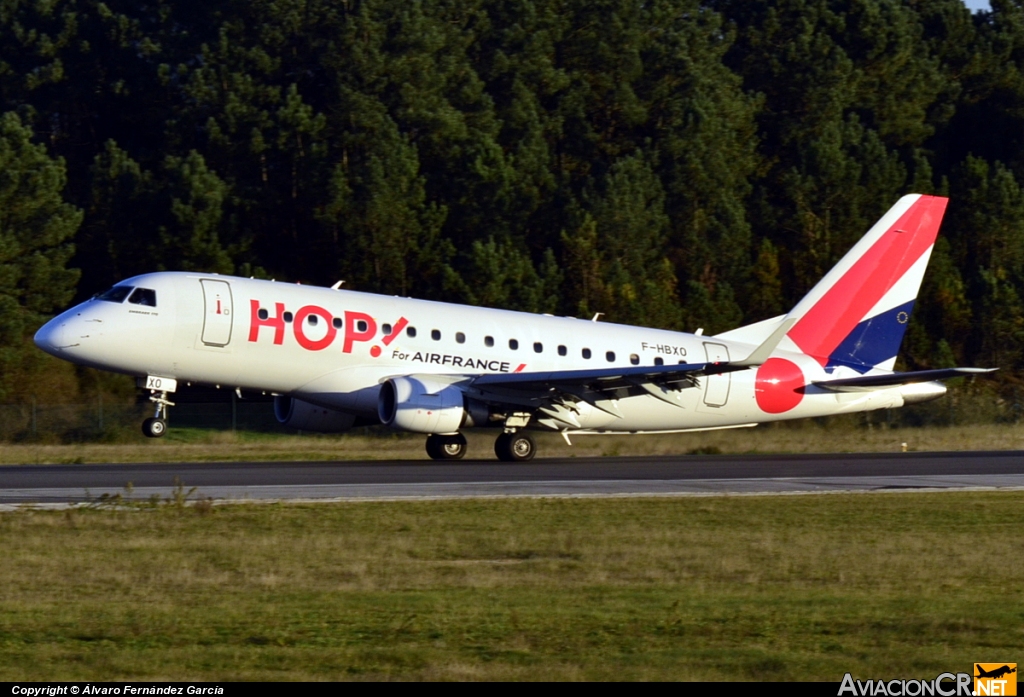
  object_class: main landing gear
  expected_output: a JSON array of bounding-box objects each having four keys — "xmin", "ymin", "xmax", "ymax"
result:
[
  {"xmin": 494, "ymin": 431, "xmax": 536, "ymax": 462},
  {"xmin": 142, "ymin": 390, "xmax": 174, "ymax": 438},
  {"xmin": 423, "ymin": 431, "xmax": 537, "ymax": 461},
  {"xmin": 425, "ymin": 433, "xmax": 467, "ymax": 460}
]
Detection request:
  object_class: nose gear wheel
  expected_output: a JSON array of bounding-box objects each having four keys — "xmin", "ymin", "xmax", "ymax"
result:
[{"xmin": 142, "ymin": 417, "xmax": 167, "ymax": 438}]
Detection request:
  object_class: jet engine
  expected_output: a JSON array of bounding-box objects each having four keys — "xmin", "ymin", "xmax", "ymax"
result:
[
  {"xmin": 274, "ymin": 395, "xmax": 357, "ymax": 432},
  {"xmin": 378, "ymin": 376, "xmax": 476, "ymax": 434}
]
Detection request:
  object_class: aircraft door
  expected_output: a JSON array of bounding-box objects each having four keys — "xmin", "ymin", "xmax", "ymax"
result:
[
  {"xmin": 200, "ymin": 279, "xmax": 233, "ymax": 347},
  {"xmin": 702, "ymin": 342, "xmax": 731, "ymax": 407}
]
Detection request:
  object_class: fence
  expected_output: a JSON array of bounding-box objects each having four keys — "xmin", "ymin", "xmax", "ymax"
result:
[
  {"xmin": 0, "ymin": 381, "xmax": 1017, "ymax": 442},
  {"xmin": 0, "ymin": 398, "xmax": 284, "ymax": 442}
]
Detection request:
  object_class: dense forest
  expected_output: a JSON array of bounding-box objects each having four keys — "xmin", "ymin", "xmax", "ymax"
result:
[{"xmin": 2, "ymin": 0, "xmax": 1024, "ymax": 404}]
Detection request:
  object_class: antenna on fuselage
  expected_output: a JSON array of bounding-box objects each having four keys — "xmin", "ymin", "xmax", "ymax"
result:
[
  {"xmin": 331, "ymin": 281, "xmax": 345, "ymax": 290},
  {"xmin": 591, "ymin": 312, "xmax": 603, "ymax": 322}
]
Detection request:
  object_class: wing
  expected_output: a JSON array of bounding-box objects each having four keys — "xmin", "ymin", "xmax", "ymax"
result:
[
  {"xmin": 457, "ymin": 318, "xmax": 798, "ymax": 429},
  {"xmin": 471, "ymin": 360, "xmax": 740, "ymax": 390},
  {"xmin": 460, "ymin": 361, "xmax": 729, "ymax": 429}
]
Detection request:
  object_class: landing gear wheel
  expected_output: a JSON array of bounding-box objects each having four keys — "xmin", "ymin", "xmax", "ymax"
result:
[
  {"xmin": 426, "ymin": 433, "xmax": 467, "ymax": 460},
  {"xmin": 142, "ymin": 417, "xmax": 167, "ymax": 438},
  {"xmin": 495, "ymin": 432, "xmax": 536, "ymax": 462}
]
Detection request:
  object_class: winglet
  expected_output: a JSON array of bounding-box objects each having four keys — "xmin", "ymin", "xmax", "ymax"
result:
[{"xmin": 733, "ymin": 318, "xmax": 797, "ymax": 367}]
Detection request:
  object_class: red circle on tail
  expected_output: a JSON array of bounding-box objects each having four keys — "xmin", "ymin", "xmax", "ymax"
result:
[{"xmin": 755, "ymin": 358, "xmax": 805, "ymax": 413}]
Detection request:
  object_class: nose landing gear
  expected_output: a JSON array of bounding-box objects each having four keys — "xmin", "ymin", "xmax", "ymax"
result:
[{"xmin": 142, "ymin": 390, "xmax": 174, "ymax": 438}]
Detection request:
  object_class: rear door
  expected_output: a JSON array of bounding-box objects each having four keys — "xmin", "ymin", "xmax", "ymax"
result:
[
  {"xmin": 702, "ymin": 342, "xmax": 731, "ymax": 407},
  {"xmin": 200, "ymin": 279, "xmax": 233, "ymax": 347}
]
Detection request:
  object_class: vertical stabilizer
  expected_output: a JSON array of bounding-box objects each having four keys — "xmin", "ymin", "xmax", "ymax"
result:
[{"xmin": 782, "ymin": 194, "xmax": 948, "ymax": 373}]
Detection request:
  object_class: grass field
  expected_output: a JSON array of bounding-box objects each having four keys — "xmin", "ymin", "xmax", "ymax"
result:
[
  {"xmin": 3, "ymin": 420, "xmax": 1024, "ymax": 465},
  {"xmin": 0, "ymin": 491, "xmax": 1021, "ymax": 680}
]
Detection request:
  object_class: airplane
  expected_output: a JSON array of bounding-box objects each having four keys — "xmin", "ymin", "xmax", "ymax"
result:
[
  {"xmin": 33, "ymin": 194, "xmax": 993, "ymax": 461},
  {"xmin": 976, "ymin": 666, "xmax": 1017, "ymax": 680}
]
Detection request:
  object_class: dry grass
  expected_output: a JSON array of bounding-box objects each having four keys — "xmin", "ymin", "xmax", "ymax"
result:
[
  {"xmin": 2, "ymin": 421, "xmax": 1023, "ymax": 465},
  {"xmin": 0, "ymin": 492, "xmax": 1022, "ymax": 680}
]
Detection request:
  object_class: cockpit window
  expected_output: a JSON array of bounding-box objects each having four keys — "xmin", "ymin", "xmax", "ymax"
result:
[
  {"xmin": 96, "ymin": 286, "xmax": 133, "ymax": 303},
  {"xmin": 128, "ymin": 288, "xmax": 157, "ymax": 307}
]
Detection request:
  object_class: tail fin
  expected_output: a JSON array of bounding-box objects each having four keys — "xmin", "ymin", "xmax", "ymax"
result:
[{"xmin": 783, "ymin": 194, "xmax": 948, "ymax": 373}]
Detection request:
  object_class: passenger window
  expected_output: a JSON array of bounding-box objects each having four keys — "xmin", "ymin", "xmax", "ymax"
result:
[
  {"xmin": 558, "ymin": 345, "xmax": 567, "ymax": 356},
  {"xmin": 128, "ymin": 288, "xmax": 157, "ymax": 307},
  {"xmin": 582, "ymin": 348, "xmax": 592, "ymax": 359},
  {"xmin": 258, "ymin": 308, "xmax": 269, "ymax": 320},
  {"xmin": 307, "ymin": 314, "xmax": 318, "ymax": 326},
  {"xmin": 485, "ymin": 336, "xmax": 494, "ymax": 347},
  {"xmin": 332, "ymin": 317, "xmax": 342, "ymax": 329},
  {"xmin": 96, "ymin": 286, "xmax": 133, "ymax": 303},
  {"xmin": 654, "ymin": 357, "xmax": 664, "ymax": 366},
  {"xmin": 382, "ymin": 323, "xmax": 392, "ymax": 335},
  {"xmin": 456, "ymin": 332, "xmax": 466, "ymax": 344},
  {"xmin": 606, "ymin": 351, "xmax": 616, "ymax": 362},
  {"xmin": 432, "ymin": 329, "xmax": 441, "ymax": 341},
  {"xmin": 509, "ymin": 339, "xmax": 519, "ymax": 350},
  {"xmin": 283, "ymin": 312, "xmax": 294, "ymax": 323},
  {"xmin": 630, "ymin": 353, "xmax": 639, "ymax": 365},
  {"xmin": 407, "ymin": 326, "xmax": 417, "ymax": 338},
  {"xmin": 357, "ymin": 320, "xmax": 368, "ymax": 332},
  {"xmin": 534, "ymin": 342, "xmax": 543, "ymax": 353}
]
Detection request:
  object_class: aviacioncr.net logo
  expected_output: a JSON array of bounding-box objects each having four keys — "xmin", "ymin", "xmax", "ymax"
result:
[{"xmin": 839, "ymin": 673, "xmax": 972, "ymax": 696}]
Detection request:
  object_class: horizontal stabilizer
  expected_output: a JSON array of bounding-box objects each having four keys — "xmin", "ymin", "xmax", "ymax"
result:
[{"xmin": 814, "ymin": 367, "xmax": 996, "ymax": 392}]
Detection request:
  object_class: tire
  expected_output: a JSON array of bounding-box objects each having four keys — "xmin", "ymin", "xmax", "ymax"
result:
[
  {"xmin": 425, "ymin": 433, "xmax": 467, "ymax": 460},
  {"xmin": 494, "ymin": 432, "xmax": 536, "ymax": 462},
  {"xmin": 142, "ymin": 417, "xmax": 167, "ymax": 438}
]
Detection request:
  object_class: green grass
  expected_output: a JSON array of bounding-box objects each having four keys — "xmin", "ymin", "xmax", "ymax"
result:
[
  {"xmin": 1, "ymin": 492, "xmax": 1022, "ymax": 680},
  {"xmin": 4, "ymin": 421, "xmax": 1024, "ymax": 465}
]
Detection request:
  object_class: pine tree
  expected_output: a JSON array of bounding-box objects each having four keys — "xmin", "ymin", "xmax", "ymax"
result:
[
  {"xmin": 947, "ymin": 155, "xmax": 1024, "ymax": 368},
  {"xmin": 79, "ymin": 140, "xmax": 152, "ymax": 291},
  {"xmin": 582, "ymin": 150, "xmax": 683, "ymax": 329},
  {"xmin": 746, "ymin": 238, "xmax": 785, "ymax": 321},
  {"xmin": 443, "ymin": 238, "xmax": 562, "ymax": 314},
  {"xmin": 326, "ymin": 104, "xmax": 447, "ymax": 296},
  {"xmin": 158, "ymin": 151, "xmax": 233, "ymax": 274},
  {"xmin": 0, "ymin": 111, "xmax": 82, "ymax": 401}
]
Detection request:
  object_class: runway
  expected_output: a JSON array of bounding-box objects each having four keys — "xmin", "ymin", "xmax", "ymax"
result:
[{"xmin": 1, "ymin": 450, "xmax": 1023, "ymax": 505}]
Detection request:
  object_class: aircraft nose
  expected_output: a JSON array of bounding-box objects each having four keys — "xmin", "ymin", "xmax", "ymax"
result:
[{"xmin": 34, "ymin": 317, "xmax": 67, "ymax": 356}]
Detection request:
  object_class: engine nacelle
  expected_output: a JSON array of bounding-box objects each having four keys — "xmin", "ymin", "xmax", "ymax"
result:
[
  {"xmin": 274, "ymin": 395, "xmax": 357, "ymax": 432},
  {"xmin": 378, "ymin": 376, "xmax": 467, "ymax": 434}
]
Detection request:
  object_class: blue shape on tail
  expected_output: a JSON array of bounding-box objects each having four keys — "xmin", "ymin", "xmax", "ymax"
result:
[{"xmin": 826, "ymin": 300, "xmax": 915, "ymax": 373}]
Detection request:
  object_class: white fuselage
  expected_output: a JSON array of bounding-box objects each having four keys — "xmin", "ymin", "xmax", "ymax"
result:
[{"xmin": 36, "ymin": 271, "xmax": 930, "ymax": 434}]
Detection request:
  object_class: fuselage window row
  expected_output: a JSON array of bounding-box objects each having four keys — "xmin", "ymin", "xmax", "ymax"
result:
[{"xmin": 249, "ymin": 313, "xmax": 643, "ymax": 366}]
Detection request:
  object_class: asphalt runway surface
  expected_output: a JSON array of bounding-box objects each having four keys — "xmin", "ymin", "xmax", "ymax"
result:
[{"xmin": 0, "ymin": 450, "xmax": 1023, "ymax": 505}]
